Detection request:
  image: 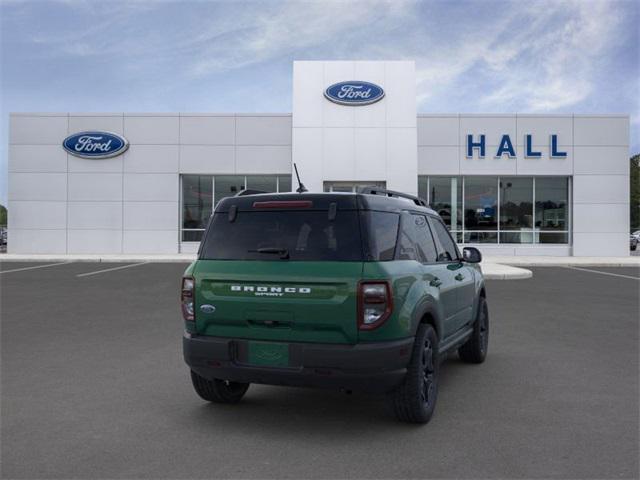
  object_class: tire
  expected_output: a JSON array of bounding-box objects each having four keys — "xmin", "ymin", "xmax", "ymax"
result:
[
  {"xmin": 190, "ymin": 370, "xmax": 249, "ymax": 404},
  {"xmin": 387, "ymin": 324, "xmax": 439, "ymax": 424},
  {"xmin": 458, "ymin": 296, "xmax": 489, "ymax": 364}
]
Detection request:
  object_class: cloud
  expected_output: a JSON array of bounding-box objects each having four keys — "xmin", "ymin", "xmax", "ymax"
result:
[
  {"xmin": 489, "ymin": 1, "xmax": 622, "ymax": 111},
  {"xmin": 185, "ymin": 1, "xmax": 417, "ymax": 77},
  {"xmin": 9, "ymin": 0, "xmax": 417, "ymax": 81},
  {"xmin": 412, "ymin": 0, "xmax": 625, "ymax": 113},
  {"xmin": 6, "ymin": 0, "xmax": 628, "ymax": 113}
]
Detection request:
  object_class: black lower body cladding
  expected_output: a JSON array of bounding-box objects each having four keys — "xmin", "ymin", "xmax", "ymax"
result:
[{"xmin": 183, "ymin": 334, "xmax": 414, "ymax": 393}]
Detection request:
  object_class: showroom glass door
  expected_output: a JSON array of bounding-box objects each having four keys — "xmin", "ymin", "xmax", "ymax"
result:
[{"xmin": 323, "ymin": 181, "xmax": 386, "ymax": 193}]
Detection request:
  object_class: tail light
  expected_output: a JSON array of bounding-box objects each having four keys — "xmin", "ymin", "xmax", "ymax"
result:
[
  {"xmin": 253, "ymin": 200, "xmax": 313, "ymax": 209},
  {"xmin": 358, "ymin": 281, "xmax": 393, "ymax": 330},
  {"xmin": 181, "ymin": 276, "xmax": 195, "ymax": 321}
]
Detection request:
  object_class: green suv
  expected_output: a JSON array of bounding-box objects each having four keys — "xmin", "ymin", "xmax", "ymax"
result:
[{"xmin": 182, "ymin": 188, "xmax": 488, "ymax": 423}]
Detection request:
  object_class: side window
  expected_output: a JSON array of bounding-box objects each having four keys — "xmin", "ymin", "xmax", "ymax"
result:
[
  {"xmin": 362, "ymin": 211, "xmax": 400, "ymax": 261},
  {"xmin": 428, "ymin": 216, "xmax": 460, "ymax": 262},
  {"xmin": 414, "ymin": 215, "xmax": 438, "ymax": 262},
  {"xmin": 396, "ymin": 214, "xmax": 437, "ymax": 263}
]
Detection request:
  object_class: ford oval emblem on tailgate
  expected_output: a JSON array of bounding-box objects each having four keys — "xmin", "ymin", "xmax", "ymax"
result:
[{"xmin": 200, "ymin": 304, "xmax": 216, "ymax": 314}]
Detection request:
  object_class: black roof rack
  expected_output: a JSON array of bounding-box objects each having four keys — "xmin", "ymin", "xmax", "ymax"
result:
[
  {"xmin": 234, "ymin": 189, "xmax": 267, "ymax": 196},
  {"xmin": 358, "ymin": 186, "xmax": 429, "ymax": 208}
]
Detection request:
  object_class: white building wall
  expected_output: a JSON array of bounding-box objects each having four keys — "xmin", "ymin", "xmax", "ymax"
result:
[
  {"xmin": 418, "ymin": 114, "xmax": 576, "ymax": 177},
  {"xmin": 572, "ymin": 116, "xmax": 629, "ymax": 256},
  {"xmin": 8, "ymin": 113, "xmax": 291, "ymax": 254},
  {"xmin": 9, "ymin": 113, "xmax": 71, "ymax": 254},
  {"xmin": 292, "ymin": 60, "xmax": 418, "ymax": 195}
]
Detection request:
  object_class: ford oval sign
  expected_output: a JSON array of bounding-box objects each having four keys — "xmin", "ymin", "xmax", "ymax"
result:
[
  {"xmin": 324, "ymin": 81, "xmax": 385, "ymax": 106},
  {"xmin": 62, "ymin": 131, "xmax": 129, "ymax": 159}
]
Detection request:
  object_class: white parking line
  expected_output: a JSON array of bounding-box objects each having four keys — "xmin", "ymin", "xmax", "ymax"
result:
[
  {"xmin": 76, "ymin": 262, "xmax": 148, "ymax": 278},
  {"xmin": 0, "ymin": 262, "xmax": 72, "ymax": 274},
  {"xmin": 566, "ymin": 266, "xmax": 640, "ymax": 281}
]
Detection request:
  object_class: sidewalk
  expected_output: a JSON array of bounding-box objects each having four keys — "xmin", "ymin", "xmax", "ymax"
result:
[
  {"xmin": 484, "ymin": 255, "xmax": 640, "ymax": 267},
  {"xmin": 0, "ymin": 253, "xmax": 532, "ymax": 280}
]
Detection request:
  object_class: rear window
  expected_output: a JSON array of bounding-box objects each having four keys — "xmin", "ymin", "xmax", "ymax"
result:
[{"xmin": 200, "ymin": 211, "xmax": 363, "ymax": 261}]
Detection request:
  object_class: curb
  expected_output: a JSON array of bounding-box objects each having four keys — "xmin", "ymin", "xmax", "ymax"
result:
[
  {"xmin": 481, "ymin": 264, "xmax": 533, "ymax": 280},
  {"xmin": 483, "ymin": 256, "xmax": 640, "ymax": 268},
  {"xmin": 495, "ymin": 262, "xmax": 639, "ymax": 267}
]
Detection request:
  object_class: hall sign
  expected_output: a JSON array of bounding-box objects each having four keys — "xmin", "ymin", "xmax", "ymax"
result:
[
  {"xmin": 62, "ymin": 131, "xmax": 129, "ymax": 159},
  {"xmin": 324, "ymin": 81, "xmax": 385, "ymax": 106},
  {"xmin": 466, "ymin": 134, "xmax": 567, "ymax": 159}
]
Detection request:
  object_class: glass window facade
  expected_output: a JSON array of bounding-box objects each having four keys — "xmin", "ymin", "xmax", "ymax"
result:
[
  {"xmin": 428, "ymin": 177, "xmax": 462, "ymax": 235},
  {"xmin": 324, "ymin": 181, "xmax": 385, "ymax": 192},
  {"xmin": 500, "ymin": 177, "xmax": 534, "ymax": 244},
  {"xmin": 181, "ymin": 174, "xmax": 291, "ymax": 242},
  {"xmin": 182, "ymin": 175, "xmax": 213, "ymax": 242},
  {"xmin": 183, "ymin": 174, "xmax": 570, "ymax": 245},
  {"xmin": 419, "ymin": 176, "xmax": 570, "ymax": 244}
]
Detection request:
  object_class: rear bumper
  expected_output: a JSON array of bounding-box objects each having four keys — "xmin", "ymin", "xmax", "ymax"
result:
[{"xmin": 183, "ymin": 333, "xmax": 414, "ymax": 393}]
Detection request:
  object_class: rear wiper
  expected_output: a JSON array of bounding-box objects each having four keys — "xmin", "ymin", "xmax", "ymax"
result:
[{"xmin": 248, "ymin": 247, "xmax": 290, "ymax": 260}]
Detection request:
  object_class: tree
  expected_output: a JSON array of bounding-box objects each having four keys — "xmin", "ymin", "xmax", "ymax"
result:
[
  {"xmin": 631, "ymin": 154, "xmax": 640, "ymax": 231},
  {"xmin": 0, "ymin": 204, "xmax": 6, "ymax": 226}
]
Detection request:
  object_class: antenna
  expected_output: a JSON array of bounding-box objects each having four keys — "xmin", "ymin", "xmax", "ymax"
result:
[{"xmin": 293, "ymin": 163, "xmax": 308, "ymax": 193}]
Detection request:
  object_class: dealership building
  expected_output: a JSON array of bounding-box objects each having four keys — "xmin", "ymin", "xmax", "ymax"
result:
[{"xmin": 7, "ymin": 61, "xmax": 630, "ymax": 256}]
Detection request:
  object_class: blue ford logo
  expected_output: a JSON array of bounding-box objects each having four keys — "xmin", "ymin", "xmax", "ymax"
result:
[
  {"xmin": 62, "ymin": 131, "xmax": 129, "ymax": 159},
  {"xmin": 200, "ymin": 304, "xmax": 216, "ymax": 314},
  {"xmin": 324, "ymin": 81, "xmax": 385, "ymax": 106}
]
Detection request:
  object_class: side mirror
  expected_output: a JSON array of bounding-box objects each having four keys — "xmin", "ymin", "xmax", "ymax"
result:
[{"xmin": 463, "ymin": 247, "xmax": 482, "ymax": 263}]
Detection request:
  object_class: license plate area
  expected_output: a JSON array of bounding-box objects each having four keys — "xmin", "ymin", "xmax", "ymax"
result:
[{"xmin": 247, "ymin": 341, "xmax": 290, "ymax": 367}]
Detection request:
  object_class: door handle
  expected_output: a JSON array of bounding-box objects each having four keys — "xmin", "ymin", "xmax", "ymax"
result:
[
  {"xmin": 455, "ymin": 273, "xmax": 464, "ymax": 281},
  {"xmin": 429, "ymin": 277, "xmax": 442, "ymax": 287}
]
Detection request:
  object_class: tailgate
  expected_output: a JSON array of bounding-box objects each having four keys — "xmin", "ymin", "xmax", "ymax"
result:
[{"xmin": 194, "ymin": 260, "xmax": 363, "ymax": 344}]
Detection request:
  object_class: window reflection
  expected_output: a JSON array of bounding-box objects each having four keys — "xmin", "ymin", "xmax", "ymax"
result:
[
  {"xmin": 428, "ymin": 177, "xmax": 462, "ymax": 231},
  {"xmin": 535, "ymin": 177, "xmax": 568, "ymax": 231},
  {"xmin": 538, "ymin": 232, "xmax": 568, "ymax": 243},
  {"xmin": 246, "ymin": 176, "xmax": 277, "ymax": 194},
  {"xmin": 500, "ymin": 177, "xmax": 533, "ymax": 243},
  {"xmin": 278, "ymin": 175, "xmax": 292, "ymax": 192},
  {"xmin": 420, "ymin": 175, "xmax": 570, "ymax": 245},
  {"xmin": 500, "ymin": 178, "xmax": 533, "ymax": 229},
  {"xmin": 464, "ymin": 177, "xmax": 498, "ymax": 232},
  {"xmin": 182, "ymin": 175, "xmax": 212, "ymax": 242},
  {"xmin": 214, "ymin": 176, "xmax": 245, "ymax": 205},
  {"xmin": 463, "ymin": 231, "xmax": 498, "ymax": 243},
  {"xmin": 181, "ymin": 174, "xmax": 292, "ymax": 242}
]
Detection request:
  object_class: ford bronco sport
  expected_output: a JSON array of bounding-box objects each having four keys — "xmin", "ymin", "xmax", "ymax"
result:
[{"xmin": 182, "ymin": 187, "xmax": 488, "ymax": 423}]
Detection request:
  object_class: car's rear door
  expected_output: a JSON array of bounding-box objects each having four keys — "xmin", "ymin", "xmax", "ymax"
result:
[{"xmin": 426, "ymin": 216, "xmax": 476, "ymax": 333}]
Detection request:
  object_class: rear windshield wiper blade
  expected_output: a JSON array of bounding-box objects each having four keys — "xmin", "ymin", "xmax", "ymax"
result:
[{"xmin": 248, "ymin": 247, "xmax": 290, "ymax": 259}]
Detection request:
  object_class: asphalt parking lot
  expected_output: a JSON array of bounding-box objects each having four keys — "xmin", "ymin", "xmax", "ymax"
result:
[{"xmin": 1, "ymin": 262, "xmax": 638, "ymax": 479}]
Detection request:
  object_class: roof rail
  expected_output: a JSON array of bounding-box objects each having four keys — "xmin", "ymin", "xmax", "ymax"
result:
[
  {"xmin": 234, "ymin": 189, "xmax": 267, "ymax": 196},
  {"xmin": 358, "ymin": 186, "xmax": 429, "ymax": 207}
]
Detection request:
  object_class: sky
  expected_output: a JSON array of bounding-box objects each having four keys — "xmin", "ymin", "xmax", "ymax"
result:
[{"xmin": 1, "ymin": 0, "xmax": 638, "ymax": 206}]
